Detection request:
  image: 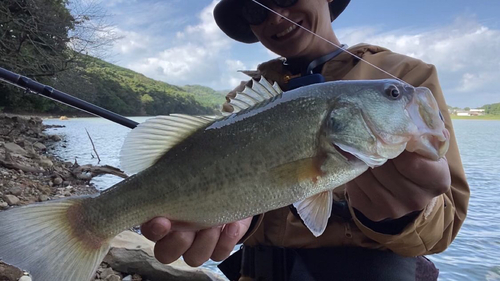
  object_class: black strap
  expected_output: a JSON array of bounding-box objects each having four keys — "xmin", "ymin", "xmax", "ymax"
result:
[
  {"xmin": 304, "ymin": 44, "xmax": 348, "ymax": 75},
  {"xmin": 283, "ymin": 44, "xmax": 348, "ymax": 75},
  {"xmin": 219, "ymin": 245, "xmax": 439, "ymax": 281},
  {"xmin": 217, "ymin": 246, "xmax": 243, "ymax": 281}
]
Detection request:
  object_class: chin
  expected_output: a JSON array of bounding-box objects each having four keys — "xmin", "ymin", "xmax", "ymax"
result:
[
  {"xmin": 266, "ymin": 42, "xmax": 306, "ymax": 58},
  {"xmin": 278, "ymin": 46, "xmax": 307, "ymax": 59}
]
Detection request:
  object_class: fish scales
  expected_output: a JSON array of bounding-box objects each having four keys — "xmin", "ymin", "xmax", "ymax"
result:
[{"xmin": 86, "ymin": 87, "xmax": 350, "ymax": 238}]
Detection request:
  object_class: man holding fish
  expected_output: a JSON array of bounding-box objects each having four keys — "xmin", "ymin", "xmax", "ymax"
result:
[
  {"xmin": 0, "ymin": 0, "xmax": 469, "ymax": 280},
  {"xmin": 141, "ymin": 0, "xmax": 470, "ymax": 280}
]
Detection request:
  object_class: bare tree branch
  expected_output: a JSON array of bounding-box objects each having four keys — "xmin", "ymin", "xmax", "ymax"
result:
[{"xmin": 85, "ymin": 128, "xmax": 101, "ymax": 164}]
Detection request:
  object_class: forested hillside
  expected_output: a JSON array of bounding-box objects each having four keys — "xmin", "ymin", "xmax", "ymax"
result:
[{"xmin": 47, "ymin": 56, "xmax": 226, "ymax": 116}]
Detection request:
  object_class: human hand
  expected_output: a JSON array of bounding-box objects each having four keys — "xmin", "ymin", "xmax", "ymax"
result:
[
  {"xmin": 346, "ymin": 151, "xmax": 451, "ymax": 222},
  {"xmin": 141, "ymin": 217, "xmax": 253, "ymax": 266}
]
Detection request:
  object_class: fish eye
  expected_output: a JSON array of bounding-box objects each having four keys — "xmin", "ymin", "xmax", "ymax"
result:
[{"xmin": 385, "ymin": 85, "xmax": 400, "ymax": 100}]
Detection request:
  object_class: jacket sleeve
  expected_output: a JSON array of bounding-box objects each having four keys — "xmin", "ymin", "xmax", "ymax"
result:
[{"xmin": 348, "ymin": 58, "xmax": 470, "ymax": 257}]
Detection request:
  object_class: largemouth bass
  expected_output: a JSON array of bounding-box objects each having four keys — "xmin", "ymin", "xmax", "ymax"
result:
[{"xmin": 0, "ymin": 78, "xmax": 449, "ymax": 281}]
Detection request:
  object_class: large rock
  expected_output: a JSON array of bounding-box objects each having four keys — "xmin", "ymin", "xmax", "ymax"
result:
[
  {"xmin": 8, "ymin": 186, "xmax": 22, "ymax": 196},
  {"xmin": 104, "ymin": 231, "xmax": 226, "ymax": 281},
  {"xmin": 3, "ymin": 142, "xmax": 27, "ymax": 156},
  {"xmin": 99, "ymin": 267, "xmax": 115, "ymax": 279},
  {"xmin": 50, "ymin": 135, "xmax": 62, "ymax": 141},
  {"xmin": 3, "ymin": 195, "xmax": 20, "ymax": 206},
  {"xmin": 105, "ymin": 275, "xmax": 120, "ymax": 281},
  {"xmin": 39, "ymin": 157, "xmax": 53, "ymax": 168},
  {"xmin": 53, "ymin": 177, "xmax": 63, "ymax": 185},
  {"xmin": 0, "ymin": 262, "xmax": 23, "ymax": 281},
  {"xmin": 0, "ymin": 201, "xmax": 9, "ymax": 210},
  {"xmin": 33, "ymin": 142, "xmax": 46, "ymax": 151}
]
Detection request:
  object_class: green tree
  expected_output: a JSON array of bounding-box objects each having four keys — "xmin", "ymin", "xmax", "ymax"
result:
[
  {"xmin": 482, "ymin": 103, "xmax": 500, "ymax": 115},
  {"xmin": 0, "ymin": 0, "xmax": 75, "ymax": 78},
  {"xmin": 141, "ymin": 94, "xmax": 154, "ymax": 104},
  {"xmin": 0, "ymin": 0, "xmax": 121, "ymax": 113}
]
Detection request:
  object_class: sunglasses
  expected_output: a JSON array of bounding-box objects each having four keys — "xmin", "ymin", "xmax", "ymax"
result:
[{"xmin": 241, "ymin": 0, "xmax": 299, "ymax": 26}]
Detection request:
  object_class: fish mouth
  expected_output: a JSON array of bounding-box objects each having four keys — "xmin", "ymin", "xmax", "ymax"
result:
[
  {"xmin": 405, "ymin": 87, "xmax": 450, "ymax": 160},
  {"xmin": 328, "ymin": 104, "xmax": 394, "ymax": 168},
  {"xmin": 332, "ymin": 140, "xmax": 390, "ymax": 168},
  {"xmin": 333, "ymin": 144, "xmax": 358, "ymax": 162}
]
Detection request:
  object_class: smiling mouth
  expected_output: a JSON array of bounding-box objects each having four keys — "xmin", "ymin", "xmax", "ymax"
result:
[{"xmin": 272, "ymin": 20, "xmax": 302, "ymax": 40}]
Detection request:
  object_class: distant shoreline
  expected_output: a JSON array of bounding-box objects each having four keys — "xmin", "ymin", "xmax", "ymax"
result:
[
  {"xmin": 5, "ymin": 111, "xmax": 500, "ymax": 121},
  {"xmin": 0, "ymin": 112, "xmax": 151, "ymax": 121},
  {"xmin": 451, "ymin": 115, "xmax": 500, "ymax": 120},
  {"xmin": 0, "ymin": 112, "xmax": 93, "ymax": 119}
]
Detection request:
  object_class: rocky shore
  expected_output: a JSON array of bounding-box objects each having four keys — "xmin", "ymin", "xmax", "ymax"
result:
[
  {"xmin": 0, "ymin": 114, "xmax": 225, "ymax": 281},
  {"xmin": 0, "ymin": 114, "xmax": 98, "ymax": 208}
]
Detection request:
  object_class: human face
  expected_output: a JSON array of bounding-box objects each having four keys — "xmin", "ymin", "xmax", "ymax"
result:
[
  {"xmin": 242, "ymin": 0, "xmax": 299, "ymax": 26},
  {"xmin": 248, "ymin": 0, "xmax": 338, "ymax": 60}
]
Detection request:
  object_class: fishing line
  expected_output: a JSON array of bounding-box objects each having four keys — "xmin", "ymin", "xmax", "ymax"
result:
[{"xmin": 250, "ymin": 0, "xmax": 412, "ymax": 87}]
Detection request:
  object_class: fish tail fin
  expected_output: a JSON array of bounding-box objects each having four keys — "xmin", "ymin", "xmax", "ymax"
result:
[{"xmin": 0, "ymin": 197, "xmax": 111, "ymax": 281}]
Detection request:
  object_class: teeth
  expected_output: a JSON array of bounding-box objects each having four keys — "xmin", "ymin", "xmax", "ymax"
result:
[{"xmin": 276, "ymin": 25, "xmax": 297, "ymax": 38}]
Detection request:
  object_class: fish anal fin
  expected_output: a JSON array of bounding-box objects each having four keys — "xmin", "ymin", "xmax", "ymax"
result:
[{"xmin": 293, "ymin": 190, "xmax": 333, "ymax": 237}]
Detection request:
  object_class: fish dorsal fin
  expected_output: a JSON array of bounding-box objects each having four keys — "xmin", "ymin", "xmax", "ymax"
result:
[
  {"xmin": 272, "ymin": 81, "xmax": 282, "ymax": 94},
  {"xmin": 293, "ymin": 190, "xmax": 333, "ymax": 237},
  {"xmin": 120, "ymin": 114, "xmax": 218, "ymax": 175},
  {"xmin": 227, "ymin": 76, "xmax": 283, "ymax": 114}
]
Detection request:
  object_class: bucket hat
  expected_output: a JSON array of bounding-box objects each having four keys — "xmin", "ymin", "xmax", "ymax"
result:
[{"xmin": 214, "ymin": 0, "xmax": 350, "ymax": 43}]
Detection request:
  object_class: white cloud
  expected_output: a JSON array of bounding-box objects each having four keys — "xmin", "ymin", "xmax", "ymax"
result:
[
  {"xmin": 458, "ymin": 72, "xmax": 497, "ymax": 93},
  {"xmin": 222, "ymin": 59, "xmax": 248, "ymax": 89},
  {"xmin": 113, "ymin": 29, "xmax": 151, "ymax": 55},
  {"xmin": 337, "ymin": 16, "xmax": 500, "ymax": 107},
  {"xmin": 121, "ymin": 0, "xmax": 250, "ymax": 89},
  {"xmin": 107, "ymin": 3, "xmax": 498, "ymax": 107},
  {"xmin": 131, "ymin": 44, "xmax": 214, "ymax": 83}
]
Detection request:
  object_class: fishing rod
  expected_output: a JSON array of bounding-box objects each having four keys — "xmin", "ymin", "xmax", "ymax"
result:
[{"xmin": 0, "ymin": 66, "xmax": 138, "ymax": 129}]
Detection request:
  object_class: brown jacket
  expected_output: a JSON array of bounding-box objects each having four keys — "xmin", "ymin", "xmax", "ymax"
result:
[{"xmin": 223, "ymin": 43, "xmax": 469, "ymax": 261}]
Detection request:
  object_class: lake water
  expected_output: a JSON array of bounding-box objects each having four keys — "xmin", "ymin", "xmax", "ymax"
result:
[{"xmin": 43, "ymin": 117, "xmax": 500, "ymax": 281}]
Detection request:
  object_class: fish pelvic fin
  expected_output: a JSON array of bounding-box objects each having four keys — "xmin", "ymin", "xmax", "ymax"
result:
[
  {"xmin": 271, "ymin": 156, "xmax": 334, "ymax": 237},
  {"xmin": 0, "ymin": 197, "xmax": 111, "ymax": 281},
  {"xmin": 293, "ymin": 190, "xmax": 333, "ymax": 237}
]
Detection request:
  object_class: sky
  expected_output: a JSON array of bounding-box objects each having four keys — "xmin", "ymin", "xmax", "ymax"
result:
[{"xmin": 91, "ymin": 0, "xmax": 500, "ymax": 108}]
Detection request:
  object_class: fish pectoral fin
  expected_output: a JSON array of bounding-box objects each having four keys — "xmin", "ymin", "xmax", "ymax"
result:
[
  {"xmin": 293, "ymin": 190, "xmax": 333, "ymax": 237},
  {"xmin": 120, "ymin": 114, "xmax": 220, "ymax": 175},
  {"xmin": 271, "ymin": 156, "xmax": 325, "ymax": 185}
]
